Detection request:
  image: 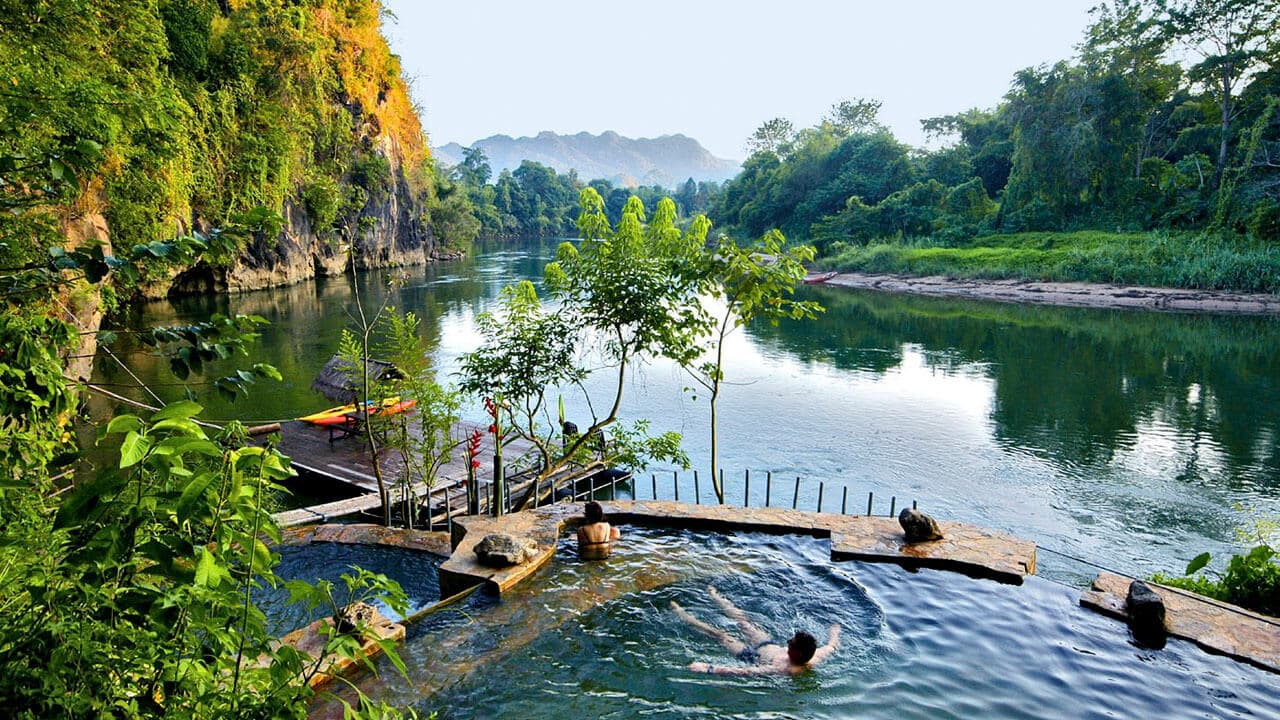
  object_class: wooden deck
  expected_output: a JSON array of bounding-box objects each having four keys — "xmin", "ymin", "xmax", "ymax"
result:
[{"xmin": 269, "ymin": 418, "xmax": 610, "ymax": 527}]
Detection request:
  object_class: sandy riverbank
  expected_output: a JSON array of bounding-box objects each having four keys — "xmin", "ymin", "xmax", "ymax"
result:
[{"xmin": 812, "ymin": 272, "xmax": 1280, "ymax": 315}]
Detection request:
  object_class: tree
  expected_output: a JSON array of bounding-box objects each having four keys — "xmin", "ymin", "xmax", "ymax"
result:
[
  {"xmin": 1083, "ymin": 0, "xmax": 1182, "ymax": 181},
  {"xmin": 675, "ymin": 177, "xmax": 699, "ymax": 215},
  {"xmin": 457, "ymin": 145, "xmax": 492, "ymax": 187},
  {"xmin": 376, "ymin": 309, "xmax": 463, "ymax": 529},
  {"xmin": 1165, "ymin": 0, "xmax": 1280, "ymax": 189},
  {"xmin": 745, "ymin": 117, "xmax": 795, "ymax": 157},
  {"xmin": 690, "ymin": 230, "xmax": 822, "ymax": 503},
  {"xmin": 459, "ymin": 190, "xmax": 703, "ymax": 486},
  {"xmin": 824, "ymin": 98, "xmax": 884, "ymax": 136}
]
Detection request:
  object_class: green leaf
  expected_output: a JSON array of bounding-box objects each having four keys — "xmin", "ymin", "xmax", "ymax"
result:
[
  {"xmin": 1185, "ymin": 552, "xmax": 1212, "ymax": 575},
  {"xmin": 194, "ymin": 549, "xmax": 215, "ymax": 586},
  {"xmin": 176, "ymin": 472, "xmax": 218, "ymax": 523},
  {"xmin": 152, "ymin": 400, "xmax": 203, "ymax": 421},
  {"xmin": 119, "ymin": 431, "xmax": 150, "ymax": 468},
  {"xmin": 252, "ymin": 363, "xmax": 282, "ymax": 381},
  {"xmin": 104, "ymin": 414, "xmax": 144, "ymax": 437},
  {"xmin": 151, "ymin": 417, "xmax": 203, "ymax": 436}
]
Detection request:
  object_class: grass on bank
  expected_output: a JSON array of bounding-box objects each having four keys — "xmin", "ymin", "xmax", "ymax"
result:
[{"xmin": 821, "ymin": 231, "xmax": 1280, "ymax": 294}]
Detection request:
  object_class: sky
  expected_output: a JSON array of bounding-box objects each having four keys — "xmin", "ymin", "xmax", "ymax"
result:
[{"xmin": 381, "ymin": 0, "xmax": 1100, "ymax": 161}]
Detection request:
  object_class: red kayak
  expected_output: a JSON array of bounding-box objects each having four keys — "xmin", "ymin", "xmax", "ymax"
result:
[{"xmin": 804, "ymin": 271, "xmax": 838, "ymax": 285}]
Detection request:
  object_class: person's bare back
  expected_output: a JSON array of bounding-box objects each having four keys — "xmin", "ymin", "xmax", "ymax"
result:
[{"xmin": 673, "ymin": 585, "xmax": 841, "ymax": 677}]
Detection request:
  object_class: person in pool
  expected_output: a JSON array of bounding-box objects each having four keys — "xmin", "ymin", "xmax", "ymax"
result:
[
  {"xmin": 672, "ymin": 585, "xmax": 841, "ymax": 676},
  {"xmin": 576, "ymin": 501, "xmax": 621, "ymax": 559}
]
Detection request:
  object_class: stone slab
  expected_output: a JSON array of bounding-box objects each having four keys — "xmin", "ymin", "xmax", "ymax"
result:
[
  {"xmin": 438, "ymin": 504, "xmax": 579, "ymax": 597},
  {"xmin": 277, "ymin": 523, "xmax": 452, "ymax": 557},
  {"xmin": 437, "ymin": 501, "xmax": 1037, "ymax": 596},
  {"xmin": 1081, "ymin": 572, "xmax": 1280, "ymax": 674}
]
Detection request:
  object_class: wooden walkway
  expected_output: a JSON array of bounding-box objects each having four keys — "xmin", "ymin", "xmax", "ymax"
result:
[{"xmin": 270, "ymin": 418, "xmax": 610, "ymax": 527}]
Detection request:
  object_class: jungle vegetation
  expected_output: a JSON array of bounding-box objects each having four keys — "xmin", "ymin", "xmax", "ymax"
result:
[
  {"xmin": 710, "ymin": 0, "xmax": 1280, "ymax": 292},
  {"xmin": 446, "ymin": 146, "xmax": 720, "ymax": 238}
]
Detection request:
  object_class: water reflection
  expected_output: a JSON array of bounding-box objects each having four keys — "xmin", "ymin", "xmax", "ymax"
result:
[
  {"xmin": 92, "ymin": 239, "xmax": 1280, "ymax": 579},
  {"xmin": 753, "ymin": 287, "xmax": 1280, "ymax": 491}
]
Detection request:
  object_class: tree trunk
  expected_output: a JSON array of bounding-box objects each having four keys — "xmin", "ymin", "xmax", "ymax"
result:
[{"xmin": 1213, "ymin": 68, "xmax": 1233, "ymax": 191}]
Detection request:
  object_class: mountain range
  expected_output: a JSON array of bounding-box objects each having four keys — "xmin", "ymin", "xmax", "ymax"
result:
[{"xmin": 433, "ymin": 131, "xmax": 741, "ymax": 188}]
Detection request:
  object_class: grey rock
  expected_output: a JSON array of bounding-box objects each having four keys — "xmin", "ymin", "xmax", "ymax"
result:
[
  {"xmin": 899, "ymin": 508, "xmax": 944, "ymax": 543},
  {"xmin": 1126, "ymin": 580, "xmax": 1167, "ymax": 646},
  {"xmin": 334, "ymin": 600, "xmax": 378, "ymax": 635},
  {"xmin": 474, "ymin": 533, "xmax": 538, "ymax": 567}
]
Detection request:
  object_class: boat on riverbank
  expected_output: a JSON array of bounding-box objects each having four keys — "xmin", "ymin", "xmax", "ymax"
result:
[
  {"xmin": 803, "ymin": 271, "xmax": 838, "ymax": 285},
  {"xmin": 299, "ymin": 397, "xmax": 416, "ymax": 426}
]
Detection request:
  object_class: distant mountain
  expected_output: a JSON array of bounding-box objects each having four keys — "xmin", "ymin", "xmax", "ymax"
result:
[{"xmin": 433, "ymin": 131, "xmax": 740, "ymax": 188}]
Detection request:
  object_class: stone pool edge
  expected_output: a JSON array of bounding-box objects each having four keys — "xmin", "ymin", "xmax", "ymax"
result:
[
  {"xmin": 1081, "ymin": 571, "xmax": 1280, "ymax": 674},
  {"xmin": 437, "ymin": 500, "xmax": 1037, "ymax": 597}
]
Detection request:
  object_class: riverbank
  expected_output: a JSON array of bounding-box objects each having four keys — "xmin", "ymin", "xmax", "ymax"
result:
[{"xmin": 815, "ymin": 272, "xmax": 1280, "ymax": 315}]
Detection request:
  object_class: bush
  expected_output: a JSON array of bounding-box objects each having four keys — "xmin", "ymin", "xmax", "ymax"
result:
[{"xmin": 351, "ymin": 152, "xmax": 393, "ymax": 196}]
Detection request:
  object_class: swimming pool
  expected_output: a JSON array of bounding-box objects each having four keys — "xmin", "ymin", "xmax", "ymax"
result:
[
  {"xmin": 312, "ymin": 526, "xmax": 1279, "ymax": 719},
  {"xmin": 256, "ymin": 542, "xmax": 443, "ymax": 637}
]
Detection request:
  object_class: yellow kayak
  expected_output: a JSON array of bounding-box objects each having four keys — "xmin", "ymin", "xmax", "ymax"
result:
[{"xmin": 299, "ymin": 396, "xmax": 412, "ymax": 425}]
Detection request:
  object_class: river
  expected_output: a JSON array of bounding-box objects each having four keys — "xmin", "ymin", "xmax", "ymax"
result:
[{"xmin": 91, "ymin": 239, "xmax": 1280, "ymax": 584}]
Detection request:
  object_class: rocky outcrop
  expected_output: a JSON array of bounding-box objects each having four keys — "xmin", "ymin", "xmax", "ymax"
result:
[
  {"xmin": 58, "ymin": 207, "xmax": 112, "ymax": 380},
  {"xmin": 168, "ymin": 138, "xmax": 438, "ymax": 296}
]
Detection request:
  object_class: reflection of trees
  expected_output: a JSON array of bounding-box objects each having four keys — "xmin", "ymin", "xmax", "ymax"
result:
[
  {"xmin": 91, "ymin": 240, "xmax": 565, "ymax": 423},
  {"xmin": 749, "ymin": 287, "xmax": 1280, "ymax": 486}
]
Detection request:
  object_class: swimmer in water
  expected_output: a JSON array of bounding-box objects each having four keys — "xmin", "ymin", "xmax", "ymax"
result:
[{"xmin": 672, "ymin": 585, "xmax": 841, "ymax": 676}]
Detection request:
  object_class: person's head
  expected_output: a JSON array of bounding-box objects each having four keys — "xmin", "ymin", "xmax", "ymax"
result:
[
  {"xmin": 787, "ymin": 631, "xmax": 818, "ymax": 665},
  {"xmin": 584, "ymin": 501, "xmax": 604, "ymax": 524}
]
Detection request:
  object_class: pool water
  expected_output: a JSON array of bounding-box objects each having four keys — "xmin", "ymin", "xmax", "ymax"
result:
[
  {"xmin": 256, "ymin": 543, "xmax": 442, "ymax": 636},
  {"xmin": 311, "ymin": 526, "xmax": 1280, "ymax": 719}
]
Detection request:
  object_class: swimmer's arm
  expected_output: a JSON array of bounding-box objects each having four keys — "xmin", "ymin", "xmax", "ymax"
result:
[
  {"xmin": 810, "ymin": 623, "xmax": 842, "ymax": 665},
  {"xmin": 609, "ymin": 524, "xmax": 621, "ymax": 540}
]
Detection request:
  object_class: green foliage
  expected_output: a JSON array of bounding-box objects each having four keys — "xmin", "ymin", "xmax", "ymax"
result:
[
  {"xmin": 714, "ymin": 1, "xmax": 1278, "ymax": 283},
  {"xmin": 161, "ymin": 0, "xmax": 215, "ymax": 78},
  {"xmin": 374, "ymin": 308, "xmax": 463, "ymax": 527},
  {"xmin": 1, "ymin": 205, "xmax": 414, "ymax": 718},
  {"xmin": 461, "ymin": 189, "xmax": 712, "ymax": 480},
  {"xmin": 692, "ymin": 228, "xmax": 822, "ymax": 502},
  {"xmin": 0, "ymin": 0, "xmax": 448, "ymax": 272},
  {"xmin": 1155, "ymin": 514, "xmax": 1280, "ymax": 617},
  {"xmin": 824, "ymin": 230, "xmax": 1280, "ymax": 293}
]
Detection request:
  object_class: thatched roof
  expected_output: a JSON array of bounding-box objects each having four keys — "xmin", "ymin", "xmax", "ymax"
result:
[{"xmin": 311, "ymin": 355, "xmax": 402, "ymax": 402}]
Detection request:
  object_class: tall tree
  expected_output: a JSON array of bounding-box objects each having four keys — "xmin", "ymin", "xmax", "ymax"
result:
[
  {"xmin": 824, "ymin": 98, "xmax": 884, "ymax": 136},
  {"xmin": 1083, "ymin": 0, "xmax": 1181, "ymax": 180},
  {"xmin": 459, "ymin": 190, "xmax": 707, "ymax": 485},
  {"xmin": 690, "ymin": 230, "xmax": 822, "ymax": 502},
  {"xmin": 1165, "ymin": 0, "xmax": 1280, "ymax": 189},
  {"xmin": 745, "ymin": 117, "xmax": 795, "ymax": 157}
]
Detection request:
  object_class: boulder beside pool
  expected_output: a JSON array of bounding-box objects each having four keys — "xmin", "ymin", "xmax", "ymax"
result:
[
  {"xmin": 1126, "ymin": 580, "xmax": 1168, "ymax": 647},
  {"xmin": 899, "ymin": 508, "xmax": 944, "ymax": 543},
  {"xmin": 475, "ymin": 533, "xmax": 538, "ymax": 567}
]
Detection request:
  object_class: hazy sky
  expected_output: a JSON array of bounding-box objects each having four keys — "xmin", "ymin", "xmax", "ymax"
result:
[{"xmin": 382, "ymin": 0, "xmax": 1100, "ymax": 161}]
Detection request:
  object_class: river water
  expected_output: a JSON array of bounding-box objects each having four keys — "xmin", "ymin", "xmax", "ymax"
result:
[{"xmin": 92, "ymin": 239, "xmax": 1280, "ymax": 583}]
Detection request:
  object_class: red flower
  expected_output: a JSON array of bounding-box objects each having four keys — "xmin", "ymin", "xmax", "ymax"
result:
[
  {"xmin": 488, "ymin": 424, "xmax": 497, "ymax": 434},
  {"xmin": 470, "ymin": 459, "xmax": 481, "ymax": 470}
]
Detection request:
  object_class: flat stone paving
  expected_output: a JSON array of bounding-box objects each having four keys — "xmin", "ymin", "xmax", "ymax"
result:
[
  {"xmin": 437, "ymin": 500, "xmax": 1037, "ymax": 597},
  {"xmin": 1081, "ymin": 572, "xmax": 1280, "ymax": 674},
  {"xmin": 278, "ymin": 523, "xmax": 453, "ymax": 557}
]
